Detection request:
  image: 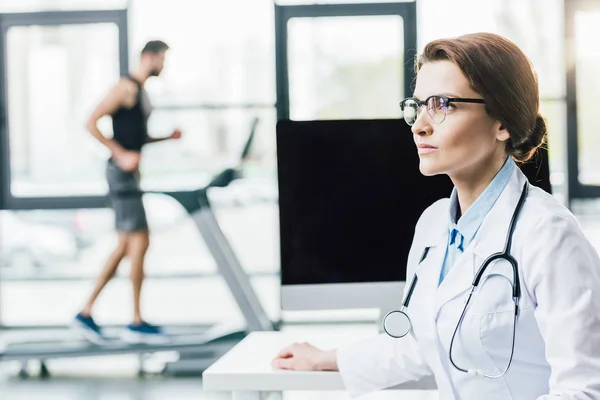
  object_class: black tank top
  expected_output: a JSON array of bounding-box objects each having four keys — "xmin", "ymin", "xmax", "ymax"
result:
[{"xmin": 111, "ymin": 76, "xmax": 150, "ymax": 152}]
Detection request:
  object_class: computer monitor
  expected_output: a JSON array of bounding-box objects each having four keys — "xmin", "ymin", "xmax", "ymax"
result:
[{"xmin": 276, "ymin": 118, "xmax": 551, "ymax": 314}]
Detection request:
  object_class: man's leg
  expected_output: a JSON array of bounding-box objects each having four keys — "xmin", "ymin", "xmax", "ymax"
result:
[
  {"xmin": 80, "ymin": 232, "xmax": 128, "ymax": 317},
  {"xmin": 127, "ymin": 230, "xmax": 149, "ymax": 325},
  {"xmin": 73, "ymin": 229, "xmax": 128, "ymax": 344},
  {"xmin": 121, "ymin": 201, "xmax": 167, "ymax": 343}
]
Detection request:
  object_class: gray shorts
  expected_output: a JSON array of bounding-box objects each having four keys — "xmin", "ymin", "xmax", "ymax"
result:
[{"xmin": 106, "ymin": 159, "xmax": 148, "ymax": 233}]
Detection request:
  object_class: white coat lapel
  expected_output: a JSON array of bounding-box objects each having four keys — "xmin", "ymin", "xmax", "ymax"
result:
[
  {"xmin": 434, "ymin": 242, "xmax": 477, "ymax": 318},
  {"xmin": 410, "ymin": 232, "xmax": 448, "ymax": 330},
  {"xmin": 409, "ymin": 205, "xmax": 449, "ymax": 314},
  {"xmin": 415, "ymin": 235, "xmax": 448, "ymax": 295}
]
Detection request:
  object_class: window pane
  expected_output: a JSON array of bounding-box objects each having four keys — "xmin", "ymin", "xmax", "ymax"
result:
[
  {"xmin": 129, "ymin": 0, "xmax": 276, "ymax": 105},
  {"xmin": 574, "ymin": 11, "xmax": 600, "ymax": 185},
  {"xmin": 140, "ymin": 108, "xmax": 277, "ymax": 192},
  {"xmin": 6, "ymin": 23, "xmax": 121, "ymax": 197},
  {"xmin": 417, "ymin": 0, "xmax": 564, "ymax": 99},
  {"xmin": 540, "ymin": 99, "xmax": 567, "ymax": 204},
  {"xmin": 288, "ymin": 15, "xmax": 404, "ymax": 120}
]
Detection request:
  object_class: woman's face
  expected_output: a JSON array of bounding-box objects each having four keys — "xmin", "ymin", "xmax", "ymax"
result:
[{"xmin": 411, "ymin": 60, "xmax": 509, "ymax": 179}]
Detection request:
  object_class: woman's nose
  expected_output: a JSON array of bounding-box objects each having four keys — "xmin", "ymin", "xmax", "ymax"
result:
[{"xmin": 411, "ymin": 108, "xmax": 432, "ymax": 136}]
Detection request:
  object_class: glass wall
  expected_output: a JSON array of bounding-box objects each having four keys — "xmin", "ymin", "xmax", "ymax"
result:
[
  {"xmin": 274, "ymin": 0, "xmax": 567, "ymax": 199},
  {"xmin": 0, "ymin": 192, "xmax": 280, "ymax": 326},
  {"xmin": 0, "ymin": 0, "xmax": 568, "ymax": 327},
  {"xmin": 0, "ymin": 0, "xmax": 281, "ymax": 327}
]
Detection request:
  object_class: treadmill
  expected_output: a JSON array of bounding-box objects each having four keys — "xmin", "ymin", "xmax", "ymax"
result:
[{"xmin": 0, "ymin": 117, "xmax": 275, "ymax": 378}]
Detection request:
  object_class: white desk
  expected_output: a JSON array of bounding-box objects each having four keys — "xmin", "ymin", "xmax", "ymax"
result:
[{"xmin": 202, "ymin": 330, "xmax": 437, "ymax": 400}]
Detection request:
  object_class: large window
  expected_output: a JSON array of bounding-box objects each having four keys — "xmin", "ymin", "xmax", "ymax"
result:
[
  {"xmin": 7, "ymin": 23, "xmax": 121, "ymax": 198},
  {"xmin": 0, "ymin": 1, "xmax": 281, "ymax": 328},
  {"xmin": 128, "ymin": 0, "xmax": 277, "ymax": 192},
  {"xmin": 2, "ymin": 0, "xmax": 566, "ymax": 204},
  {"xmin": 287, "ymin": 15, "xmax": 404, "ymax": 120},
  {"xmin": 272, "ymin": 0, "xmax": 567, "ymax": 201},
  {"xmin": 574, "ymin": 11, "xmax": 600, "ymax": 185},
  {"xmin": 0, "ymin": 0, "xmax": 570, "ymax": 328},
  {"xmin": 0, "ymin": 10, "xmax": 128, "ymax": 209},
  {"xmin": 274, "ymin": 2, "xmax": 416, "ymax": 120},
  {"xmin": 565, "ymin": 3, "xmax": 600, "ymax": 201},
  {"xmin": 416, "ymin": 0, "xmax": 565, "ymax": 102},
  {"xmin": 1, "ymin": 1, "xmax": 278, "ymax": 204},
  {"xmin": 416, "ymin": 0, "xmax": 567, "ymax": 202}
]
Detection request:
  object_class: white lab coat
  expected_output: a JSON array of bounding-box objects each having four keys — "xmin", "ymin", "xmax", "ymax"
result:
[{"xmin": 337, "ymin": 167, "xmax": 600, "ymax": 399}]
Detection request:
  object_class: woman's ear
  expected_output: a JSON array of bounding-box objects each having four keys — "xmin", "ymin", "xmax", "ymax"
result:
[{"xmin": 496, "ymin": 121, "xmax": 510, "ymax": 142}]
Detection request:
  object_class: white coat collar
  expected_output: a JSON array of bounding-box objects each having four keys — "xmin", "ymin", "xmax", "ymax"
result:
[
  {"xmin": 471, "ymin": 167, "xmax": 529, "ymax": 260},
  {"xmin": 419, "ymin": 200, "xmax": 450, "ymax": 249},
  {"xmin": 432, "ymin": 167, "xmax": 529, "ymax": 316}
]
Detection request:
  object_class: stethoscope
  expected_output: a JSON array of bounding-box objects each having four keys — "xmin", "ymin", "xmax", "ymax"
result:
[{"xmin": 383, "ymin": 181, "xmax": 529, "ymax": 379}]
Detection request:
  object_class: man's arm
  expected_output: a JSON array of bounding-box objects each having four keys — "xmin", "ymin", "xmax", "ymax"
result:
[
  {"xmin": 87, "ymin": 80, "xmax": 141, "ymax": 172},
  {"xmin": 86, "ymin": 79, "xmax": 136, "ymax": 154},
  {"xmin": 146, "ymin": 137, "xmax": 170, "ymax": 144},
  {"xmin": 146, "ymin": 129, "xmax": 182, "ymax": 144}
]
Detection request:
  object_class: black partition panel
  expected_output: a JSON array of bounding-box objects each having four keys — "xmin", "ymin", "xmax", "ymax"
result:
[{"xmin": 276, "ymin": 119, "xmax": 551, "ymax": 286}]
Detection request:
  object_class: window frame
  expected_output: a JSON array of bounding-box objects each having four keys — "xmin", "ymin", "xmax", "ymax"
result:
[
  {"xmin": 0, "ymin": 9, "xmax": 129, "ymax": 210},
  {"xmin": 274, "ymin": 2, "xmax": 417, "ymax": 120}
]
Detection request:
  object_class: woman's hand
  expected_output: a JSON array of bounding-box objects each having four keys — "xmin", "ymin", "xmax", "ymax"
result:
[{"xmin": 271, "ymin": 342, "xmax": 338, "ymax": 371}]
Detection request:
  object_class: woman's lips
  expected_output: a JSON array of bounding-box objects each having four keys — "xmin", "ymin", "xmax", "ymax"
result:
[{"xmin": 416, "ymin": 143, "xmax": 438, "ymax": 155}]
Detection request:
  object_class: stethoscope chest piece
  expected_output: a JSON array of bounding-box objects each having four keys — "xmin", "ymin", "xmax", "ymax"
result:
[{"xmin": 383, "ymin": 309, "xmax": 411, "ymax": 338}]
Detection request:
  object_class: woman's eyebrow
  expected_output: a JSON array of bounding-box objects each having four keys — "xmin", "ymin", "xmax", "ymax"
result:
[
  {"xmin": 438, "ymin": 92, "xmax": 461, "ymax": 98},
  {"xmin": 411, "ymin": 92, "xmax": 463, "ymax": 100}
]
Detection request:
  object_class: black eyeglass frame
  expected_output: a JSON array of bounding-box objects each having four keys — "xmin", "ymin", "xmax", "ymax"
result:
[{"xmin": 399, "ymin": 95, "xmax": 486, "ymax": 125}]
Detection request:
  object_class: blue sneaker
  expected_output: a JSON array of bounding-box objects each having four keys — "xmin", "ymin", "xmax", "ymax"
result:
[
  {"xmin": 72, "ymin": 313, "xmax": 107, "ymax": 345},
  {"xmin": 121, "ymin": 321, "xmax": 169, "ymax": 344}
]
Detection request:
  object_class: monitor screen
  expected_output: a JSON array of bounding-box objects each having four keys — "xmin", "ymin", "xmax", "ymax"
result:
[
  {"xmin": 276, "ymin": 118, "xmax": 551, "ymax": 289},
  {"xmin": 277, "ymin": 118, "xmax": 453, "ymax": 286}
]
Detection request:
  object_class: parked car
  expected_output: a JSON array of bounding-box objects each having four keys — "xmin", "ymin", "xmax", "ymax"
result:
[
  {"xmin": 16, "ymin": 209, "xmax": 113, "ymax": 252},
  {"xmin": 0, "ymin": 211, "xmax": 79, "ymax": 268}
]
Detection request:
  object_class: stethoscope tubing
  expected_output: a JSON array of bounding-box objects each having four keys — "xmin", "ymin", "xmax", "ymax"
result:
[{"xmin": 383, "ymin": 182, "xmax": 530, "ymax": 379}]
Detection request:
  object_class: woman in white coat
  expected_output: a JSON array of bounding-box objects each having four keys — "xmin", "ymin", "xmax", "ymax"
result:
[{"xmin": 272, "ymin": 32, "xmax": 600, "ymax": 399}]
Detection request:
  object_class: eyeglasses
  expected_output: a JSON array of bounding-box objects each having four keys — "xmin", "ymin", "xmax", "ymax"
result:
[{"xmin": 399, "ymin": 95, "xmax": 485, "ymax": 126}]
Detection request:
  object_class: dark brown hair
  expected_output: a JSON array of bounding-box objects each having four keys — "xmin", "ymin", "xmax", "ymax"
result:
[
  {"xmin": 416, "ymin": 33, "xmax": 546, "ymax": 163},
  {"xmin": 141, "ymin": 40, "xmax": 169, "ymax": 55}
]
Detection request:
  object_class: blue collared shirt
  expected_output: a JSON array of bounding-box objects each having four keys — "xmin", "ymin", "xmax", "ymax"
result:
[{"xmin": 439, "ymin": 157, "xmax": 516, "ymax": 284}]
